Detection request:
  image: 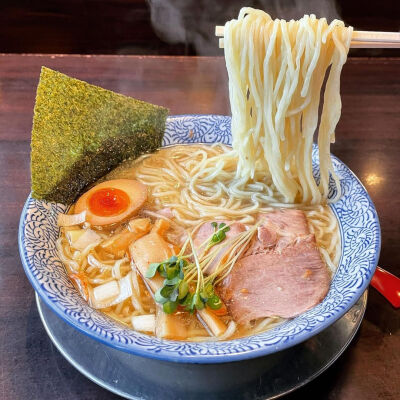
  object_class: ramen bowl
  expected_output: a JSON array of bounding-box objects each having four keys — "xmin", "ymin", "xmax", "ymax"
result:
[{"xmin": 19, "ymin": 115, "xmax": 380, "ymax": 364}]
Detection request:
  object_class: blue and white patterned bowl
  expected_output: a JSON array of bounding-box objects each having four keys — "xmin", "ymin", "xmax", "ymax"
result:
[{"xmin": 19, "ymin": 115, "xmax": 380, "ymax": 363}]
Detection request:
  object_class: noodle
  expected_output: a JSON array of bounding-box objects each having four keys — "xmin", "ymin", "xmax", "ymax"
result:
[
  {"xmin": 223, "ymin": 8, "xmax": 352, "ymax": 204},
  {"xmin": 127, "ymin": 145, "xmax": 340, "ymax": 264}
]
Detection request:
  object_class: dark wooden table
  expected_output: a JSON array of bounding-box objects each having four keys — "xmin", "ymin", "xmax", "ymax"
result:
[{"xmin": 0, "ymin": 54, "xmax": 399, "ymax": 399}]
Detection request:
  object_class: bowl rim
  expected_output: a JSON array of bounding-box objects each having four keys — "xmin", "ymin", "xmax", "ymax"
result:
[{"xmin": 19, "ymin": 114, "xmax": 381, "ymax": 363}]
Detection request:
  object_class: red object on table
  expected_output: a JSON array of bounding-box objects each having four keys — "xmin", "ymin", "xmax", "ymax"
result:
[{"xmin": 371, "ymin": 266, "xmax": 400, "ymax": 308}]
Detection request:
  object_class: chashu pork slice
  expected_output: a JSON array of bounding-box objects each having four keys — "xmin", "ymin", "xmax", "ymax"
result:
[
  {"xmin": 219, "ymin": 210, "xmax": 331, "ymax": 324},
  {"xmin": 246, "ymin": 209, "xmax": 310, "ymax": 255},
  {"xmin": 193, "ymin": 220, "xmax": 247, "ymax": 275}
]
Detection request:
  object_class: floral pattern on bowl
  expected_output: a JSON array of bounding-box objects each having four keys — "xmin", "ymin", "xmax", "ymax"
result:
[{"xmin": 19, "ymin": 115, "xmax": 380, "ymax": 363}]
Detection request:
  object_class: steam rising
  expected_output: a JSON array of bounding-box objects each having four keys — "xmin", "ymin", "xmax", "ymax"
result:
[{"xmin": 148, "ymin": 0, "xmax": 340, "ymax": 55}]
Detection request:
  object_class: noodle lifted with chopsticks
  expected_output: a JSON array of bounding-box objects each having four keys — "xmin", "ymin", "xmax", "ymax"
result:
[{"xmin": 224, "ymin": 8, "xmax": 353, "ymax": 204}]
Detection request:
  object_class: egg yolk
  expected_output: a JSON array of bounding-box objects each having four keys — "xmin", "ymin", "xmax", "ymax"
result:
[{"xmin": 88, "ymin": 188, "xmax": 130, "ymax": 217}]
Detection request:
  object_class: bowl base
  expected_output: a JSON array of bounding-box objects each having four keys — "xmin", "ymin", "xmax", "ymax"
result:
[{"xmin": 36, "ymin": 291, "xmax": 367, "ymax": 399}]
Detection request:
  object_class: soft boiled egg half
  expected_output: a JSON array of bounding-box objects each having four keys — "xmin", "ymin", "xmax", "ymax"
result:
[{"xmin": 75, "ymin": 179, "xmax": 147, "ymax": 226}]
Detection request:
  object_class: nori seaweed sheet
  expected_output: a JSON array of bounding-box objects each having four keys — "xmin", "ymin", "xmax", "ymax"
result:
[{"xmin": 31, "ymin": 67, "xmax": 168, "ymax": 204}]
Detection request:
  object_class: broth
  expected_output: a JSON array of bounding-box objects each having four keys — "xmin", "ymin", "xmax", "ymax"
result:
[{"xmin": 58, "ymin": 144, "xmax": 340, "ymax": 341}]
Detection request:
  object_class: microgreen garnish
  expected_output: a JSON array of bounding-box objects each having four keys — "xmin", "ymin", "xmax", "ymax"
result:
[
  {"xmin": 144, "ymin": 222, "xmax": 259, "ymax": 316},
  {"xmin": 209, "ymin": 222, "xmax": 230, "ymax": 247},
  {"xmin": 145, "ymin": 263, "xmax": 160, "ymax": 278},
  {"xmin": 145, "ymin": 236, "xmax": 224, "ymax": 314},
  {"xmin": 147, "ymin": 255, "xmax": 189, "ymax": 313}
]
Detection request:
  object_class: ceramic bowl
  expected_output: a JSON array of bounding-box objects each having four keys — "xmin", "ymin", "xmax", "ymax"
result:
[{"xmin": 19, "ymin": 115, "xmax": 380, "ymax": 363}]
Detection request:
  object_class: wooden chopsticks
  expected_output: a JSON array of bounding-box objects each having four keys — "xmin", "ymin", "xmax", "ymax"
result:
[{"xmin": 215, "ymin": 26, "xmax": 400, "ymax": 49}]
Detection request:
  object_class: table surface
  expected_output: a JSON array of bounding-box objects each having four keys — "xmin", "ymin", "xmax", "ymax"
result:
[{"xmin": 0, "ymin": 54, "xmax": 399, "ymax": 400}]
